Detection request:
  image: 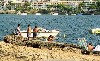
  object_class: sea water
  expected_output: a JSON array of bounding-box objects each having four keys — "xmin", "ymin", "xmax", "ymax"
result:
[{"xmin": 0, "ymin": 14, "xmax": 100, "ymax": 46}]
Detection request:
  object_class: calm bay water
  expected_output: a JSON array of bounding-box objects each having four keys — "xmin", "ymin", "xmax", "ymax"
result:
[{"xmin": 0, "ymin": 14, "xmax": 100, "ymax": 46}]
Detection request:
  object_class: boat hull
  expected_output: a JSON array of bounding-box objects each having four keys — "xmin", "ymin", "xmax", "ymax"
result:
[
  {"xmin": 35, "ymin": 13, "xmax": 41, "ymax": 15},
  {"xmin": 91, "ymin": 28, "xmax": 100, "ymax": 34},
  {"xmin": 21, "ymin": 13, "xmax": 27, "ymax": 15},
  {"xmin": 21, "ymin": 31, "xmax": 59, "ymax": 38}
]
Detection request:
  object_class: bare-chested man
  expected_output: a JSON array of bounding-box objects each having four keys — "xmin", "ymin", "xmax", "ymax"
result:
[
  {"xmin": 27, "ymin": 24, "xmax": 31, "ymax": 40},
  {"xmin": 33, "ymin": 26, "xmax": 38, "ymax": 39}
]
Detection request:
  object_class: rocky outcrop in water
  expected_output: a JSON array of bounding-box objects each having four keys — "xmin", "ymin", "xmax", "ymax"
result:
[{"xmin": 4, "ymin": 35, "xmax": 81, "ymax": 49}]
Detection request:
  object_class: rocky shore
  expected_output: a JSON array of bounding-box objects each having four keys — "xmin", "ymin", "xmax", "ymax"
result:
[
  {"xmin": 0, "ymin": 35, "xmax": 100, "ymax": 61},
  {"xmin": 4, "ymin": 35, "xmax": 80, "ymax": 49},
  {"xmin": 0, "ymin": 41, "xmax": 100, "ymax": 61}
]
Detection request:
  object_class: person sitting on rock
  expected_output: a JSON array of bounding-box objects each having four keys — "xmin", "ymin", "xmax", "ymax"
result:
[
  {"xmin": 47, "ymin": 35, "xmax": 54, "ymax": 42},
  {"xmin": 87, "ymin": 43, "xmax": 95, "ymax": 51}
]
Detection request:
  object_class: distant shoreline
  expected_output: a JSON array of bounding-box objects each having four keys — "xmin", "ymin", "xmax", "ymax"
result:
[{"xmin": 0, "ymin": 10, "xmax": 100, "ymax": 15}]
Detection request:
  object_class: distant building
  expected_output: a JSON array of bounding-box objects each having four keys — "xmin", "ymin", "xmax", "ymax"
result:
[
  {"xmin": 0, "ymin": 1, "xmax": 4, "ymax": 10},
  {"xmin": 0, "ymin": 0, "xmax": 97, "ymax": 11},
  {"xmin": 31, "ymin": 2, "xmax": 49, "ymax": 10},
  {"xmin": 0, "ymin": 0, "xmax": 6, "ymax": 10},
  {"xmin": 83, "ymin": 0, "xmax": 97, "ymax": 11}
]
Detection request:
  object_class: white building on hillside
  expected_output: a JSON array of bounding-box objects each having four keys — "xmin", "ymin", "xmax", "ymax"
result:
[
  {"xmin": 83, "ymin": 0, "xmax": 97, "ymax": 11},
  {"xmin": 31, "ymin": 0, "xmax": 83, "ymax": 10},
  {"xmin": 31, "ymin": 2, "xmax": 49, "ymax": 10},
  {"xmin": 0, "ymin": 0, "xmax": 97, "ymax": 11}
]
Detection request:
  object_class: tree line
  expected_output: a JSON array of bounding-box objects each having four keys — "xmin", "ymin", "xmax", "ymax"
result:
[{"xmin": 1, "ymin": 0, "xmax": 100, "ymax": 14}]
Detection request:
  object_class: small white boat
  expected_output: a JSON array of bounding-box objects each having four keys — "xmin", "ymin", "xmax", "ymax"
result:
[
  {"xmin": 92, "ymin": 14, "xmax": 94, "ymax": 15},
  {"xmin": 35, "ymin": 13, "xmax": 41, "ymax": 15},
  {"xmin": 66, "ymin": 14, "xmax": 68, "ymax": 15},
  {"xmin": 91, "ymin": 28, "xmax": 100, "ymax": 34},
  {"xmin": 52, "ymin": 13, "xmax": 58, "ymax": 15},
  {"xmin": 20, "ymin": 28, "xmax": 59, "ymax": 38},
  {"xmin": 93, "ymin": 45, "xmax": 100, "ymax": 51},
  {"xmin": 71, "ymin": 14, "xmax": 76, "ymax": 16},
  {"xmin": 20, "ymin": 13, "xmax": 27, "ymax": 15},
  {"xmin": 17, "ymin": 11, "xmax": 27, "ymax": 15}
]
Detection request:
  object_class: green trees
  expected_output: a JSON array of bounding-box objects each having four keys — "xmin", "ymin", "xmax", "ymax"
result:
[
  {"xmin": 2, "ymin": 0, "xmax": 100, "ymax": 14},
  {"xmin": 15, "ymin": 1, "xmax": 31, "ymax": 13},
  {"xmin": 77, "ymin": 2, "xmax": 85, "ymax": 13},
  {"xmin": 47, "ymin": 4, "xmax": 73, "ymax": 14},
  {"xmin": 96, "ymin": 0, "xmax": 100, "ymax": 12},
  {"xmin": 0, "ymin": 0, "xmax": 4, "ymax": 7},
  {"xmin": 6, "ymin": 1, "xmax": 14, "ymax": 10},
  {"xmin": 23, "ymin": 1, "xmax": 31, "ymax": 11},
  {"xmin": 56, "ymin": 4, "xmax": 65, "ymax": 11},
  {"xmin": 38, "ymin": 9, "xmax": 50, "ymax": 14},
  {"xmin": 88, "ymin": 4, "xmax": 96, "ymax": 11},
  {"xmin": 46, "ymin": 2, "xmax": 100, "ymax": 14}
]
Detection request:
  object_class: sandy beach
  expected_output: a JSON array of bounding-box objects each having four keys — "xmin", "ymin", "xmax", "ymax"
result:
[{"xmin": 0, "ymin": 41, "xmax": 100, "ymax": 61}]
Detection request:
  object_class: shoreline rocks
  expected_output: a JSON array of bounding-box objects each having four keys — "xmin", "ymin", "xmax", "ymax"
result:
[
  {"xmin": 1, "ymin": 35, "xmax": 100, "ymax": 61},
  {"xmin": 4, "ymin": 35, "xmax": 81, "ymax": 49},
  {"xmin": 0, "ymin": 41, "xmax": 100, "ymax": 61}
]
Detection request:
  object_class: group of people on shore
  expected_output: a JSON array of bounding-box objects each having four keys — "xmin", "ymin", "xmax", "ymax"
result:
[
  {"xmin": 15, "ymin": 24, "xmax": 39, "ymax": 40},
  {"xmin": 15, "ymin": 24, "xmax": 54, "ymax": 41},
  {"xmin": 14, "ymin": 24, "xmax": 100, "ymax": 55}
]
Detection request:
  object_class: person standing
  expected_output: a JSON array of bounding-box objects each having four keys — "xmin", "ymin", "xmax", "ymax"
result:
[
  {"xmin": 27, "ymin": 24, "xmax": 31, "ymax": 40},
  {"xmin": 33, "ymin": 26, "xmax": 38, "ymax": 39}
]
